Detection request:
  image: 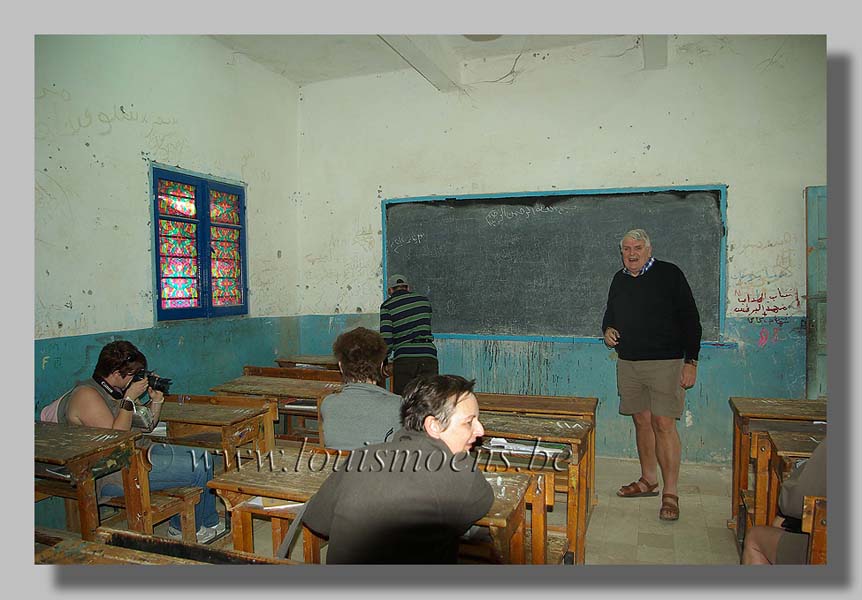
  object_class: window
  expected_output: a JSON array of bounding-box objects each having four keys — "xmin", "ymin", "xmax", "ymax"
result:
[{"xmin": 151, "ymin": 166, "xmax": 248, "ymax": 321}]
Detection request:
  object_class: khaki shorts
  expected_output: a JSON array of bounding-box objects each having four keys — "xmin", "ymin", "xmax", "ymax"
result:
[{"xmin": 617, "ymin": 359, "xmax": 685, "ymax": 418}]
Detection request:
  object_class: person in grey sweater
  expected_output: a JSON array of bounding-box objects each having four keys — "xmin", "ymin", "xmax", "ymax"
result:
[
  {"xmin": 742, "ymin": 435, "xmax": 827, "ymax": 564},
  {"xmin": 303, "ymin": 374, "xmax": 494, "ymax": 563},
  {"xmin": 320, "ymin": 326, "xmax": 403, "ymax": 450}
]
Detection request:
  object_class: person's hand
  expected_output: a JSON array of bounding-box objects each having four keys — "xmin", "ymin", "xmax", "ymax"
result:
[
  {"xmin": 603, "ymin": 327, "xmax": 621, "ymax": 348},
  {"xmin": 148, "ymin": 388, "xmax": 165, "ymax": 404},
  {"xmin": 125, "ymin": 378, "xmax": 149, "ymax": 401},
  {"xmin": 680, "ymin": 363, "xmax": 697, "ymax": 389}
]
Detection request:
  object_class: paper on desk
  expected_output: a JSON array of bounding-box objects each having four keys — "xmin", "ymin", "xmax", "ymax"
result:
[
  {"xmin": 484, "ymin": 437, "xmax": 564, "ymax": 455},
  {"xmin": 246, "ymin": 496, "xmax": 305, "ymax": 510}
]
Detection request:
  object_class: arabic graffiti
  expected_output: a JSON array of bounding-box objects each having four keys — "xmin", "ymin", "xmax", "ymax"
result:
[
  {"xmin": 732, "ymin": 286, "xmax": 801, "ymax": 317},
  {"xmin": 36, "ymin": 100, "xmax": 178, "ymax": 140}
]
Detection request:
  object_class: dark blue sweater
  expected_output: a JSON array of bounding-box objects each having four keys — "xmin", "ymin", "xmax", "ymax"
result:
[{"xmin": 601, "ymin": 260, "xmax": 702, "ymax": 361}]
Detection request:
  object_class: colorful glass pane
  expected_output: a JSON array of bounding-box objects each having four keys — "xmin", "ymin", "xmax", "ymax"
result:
[
  {"xmin": 162, "ymin": 298, "xmax": 200, "ymax": 309},
  {"xmin": 211, "ymin": 258, "xmax": 239, "ymax": 278},
  {"xmin": 159, "ymin": 220, "xmax": 196, "ymax": 238},
  {"xmin": 160, "ymin": 256, "xmax": 198, "ymax": 278},
  {"xmin": 210, "ymin": 190, "xmax": 239, "ymax": 225},
  {"xmin": 212, "ymin": 277, "xmax": 242, "ymax": 306},
  {"xmin": 161, "ymin": 278, "xmax": 199, "ymax": 300},
  {"xmin": 211, "ymin": 226, "xmax": 239, "ymax": 242},
  {"xmin": 158, "ymin": 179, "xmax": 195, "ymax": 199},
  {"xmin": 160, "ymin": 236, "xmax": 198, "ymax": 258},
  {"xmin": 211, "ymin": 240, "xmax": 239, "ymax": 260},
  {"xmin": 158, "ymin": 179, "xmax": 197, "ymax": 218}
]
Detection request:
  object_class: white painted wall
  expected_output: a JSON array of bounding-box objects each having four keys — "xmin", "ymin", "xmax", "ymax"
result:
[
  {"xmin": 35, "ymin": 35, "xmax": 300, "ymax": 339},
  {"xmin": 296, "ymin": 35, "xmax": 825, "ymax": 318}
]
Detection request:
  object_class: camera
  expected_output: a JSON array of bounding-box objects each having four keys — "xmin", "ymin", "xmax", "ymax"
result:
[{"xmin": 132, "ymin": 369, "xmax": 173, "ymax": 394}]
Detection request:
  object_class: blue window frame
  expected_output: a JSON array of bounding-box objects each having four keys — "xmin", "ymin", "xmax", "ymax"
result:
[{"xmin": 151, "ymin": 166, "xmax": 248, "ymax": 321}]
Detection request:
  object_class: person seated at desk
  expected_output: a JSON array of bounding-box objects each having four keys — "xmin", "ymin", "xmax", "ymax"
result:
[
  {"xmin": 303, "ymin": 374, "xmax": 494, "ymax": 563},
  {"xmin": 742, "ymin": 435, "xmax": 827, "ymax": 564},
  {"xmin": 39, "ymin": 340, "xmax": 224, "ymax": 544},
  {"xmin": 320, "ymin": 326, "xmax": 402, "ymax": 450}
]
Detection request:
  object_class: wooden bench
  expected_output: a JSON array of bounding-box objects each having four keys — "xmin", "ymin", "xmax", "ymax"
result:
[
  {"xmin": 35, "ymin": 526, "xmax": 296, "ymax": 565},
  {"xmin": 802, "ymin": 495, "xmax": 827, "ymax": 565},
  {"xmin": 244, "ymin": 365, "xmax": 342, "ymax": 382},
  {"xmin": 34, "ymin": 475, "xmax": 201, "ymax": 543}
]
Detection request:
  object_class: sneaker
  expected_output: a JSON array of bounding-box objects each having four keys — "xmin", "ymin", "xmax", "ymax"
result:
[{"xmin": 166, "ymin": 524, "xmax": 217, "ymax": 544}]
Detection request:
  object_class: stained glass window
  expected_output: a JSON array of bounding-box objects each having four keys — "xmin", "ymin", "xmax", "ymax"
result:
[{"xmin": 153, "ymin": 167, "xmax": 246, "ymax": 320}]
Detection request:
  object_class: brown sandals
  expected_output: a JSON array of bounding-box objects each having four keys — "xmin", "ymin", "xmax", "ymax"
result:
[
  {"xmin": 617, "ymin": 476, "xmax": 660, "ymax": 498},
  {"xmin": 659, "ymin": 493, "xmax": 680, "ymax": 521}
]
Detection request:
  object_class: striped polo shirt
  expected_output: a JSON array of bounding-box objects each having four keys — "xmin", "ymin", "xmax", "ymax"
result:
[{"xmin": 379, "ymin": 289, "xmax": 438, "ymax": 360}]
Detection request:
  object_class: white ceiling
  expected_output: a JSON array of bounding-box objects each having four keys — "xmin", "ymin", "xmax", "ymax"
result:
[{"xmin": 209, "ymin": 34, "xmax": 626, "ymax": 86}]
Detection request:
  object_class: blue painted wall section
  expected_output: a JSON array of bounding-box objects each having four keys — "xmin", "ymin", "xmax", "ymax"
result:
[{"xmin": 298, "ymin": 314, "xmax": 806, "ymax": 464}]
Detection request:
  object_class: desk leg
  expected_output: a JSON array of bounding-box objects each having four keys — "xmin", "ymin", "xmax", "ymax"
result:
[
  {"xmin": 70, "ymin": 473, "xmax": 99, "ymax": 541},
  {"xmin": 568, "ymin": 459, "xmax": 586, "ymax": 565},
  {"xmin": 753, "ymin": 432, "xmax": 771, "ymax": 526},
  {"xmin": 231, "ymin": 507, "xmax": 254, "ymax": 553},
  {"xmin": 510, "ymin": 497, "xmax": 526, "ymax": 565},
  {"xmin": 302, "ymin": 525, "xmax": 322, "ymax": 564},
  {"xmin": 528, "ymin": 474, "xmax": 547, "ymax": 565},
  {"xmin": 728, "ymin": 415, "xmax": 743, "ymax": 531},
  {"xmin": 121, "ymin": 447, "xmax": 150, "ymax": 534},
  {"xmin": 589, "ymin": 421, "xmax": 597, "ymax": 507}
]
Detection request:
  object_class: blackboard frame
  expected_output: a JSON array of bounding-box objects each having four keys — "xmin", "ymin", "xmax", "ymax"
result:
[{"xmin": 382, "ymin": 185, "xmax": 728, "ymax": 345}]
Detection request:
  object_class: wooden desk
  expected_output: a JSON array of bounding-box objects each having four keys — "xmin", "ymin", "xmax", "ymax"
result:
[
  {"xmin": 210, "ymin": 376, "xmax": 342, "ymax": 443},
  {"xmin": 244, "ymin": 365, "xmax": 342, "ymax": 382},
  {"xmin": 765, "ymin": 428, "xmax": 826, "ymax": 525},
  {"xmin": 208, "ymin": 450, "xmax": 530, "ymax": 564},
  {"xmin": 475, "ymin": 392, "xmax": 598, "ymax": 507},
  {"xmin": 478, "ymin": 411, "xmax": 592, "ymax": 565},
  {"xmin": 35, "ymin": 527, "xmax": 297, "ymax": 565},
  {"xmin": 34, "ymin": 422, "xmax": 146, "ymax": 541},
  {"xmin": 275, "ymin": 354, "xmax": 339, "ymax": 370},
  {"xmin": 156, "ymin": 402, "xmax": 273, "ymax": 470},
  {"xmin": 727, "ymin": 397, "xmax": 826, "ymax": 532}
]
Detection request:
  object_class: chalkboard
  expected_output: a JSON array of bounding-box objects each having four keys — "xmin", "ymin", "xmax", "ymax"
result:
[{"xmin": 383, "ymin": 188, "xmax": 725, "ymax": 341}]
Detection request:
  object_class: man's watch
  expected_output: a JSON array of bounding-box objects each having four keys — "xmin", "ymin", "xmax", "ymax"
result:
[
  {"xmin": 684, "ymin": 358, "xmax": 698, "ymax": 366},
  {"xmin": 120, "ymin": 397, "xmax": 135, "ymax": 411}
]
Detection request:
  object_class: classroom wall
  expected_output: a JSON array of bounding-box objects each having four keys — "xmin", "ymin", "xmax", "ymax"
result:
[
  {"xmin": 294, "ymin": 35, "xmax": 825, "ymax": 463},
  {"xmin": 36, "ymin": 35, "xmax": 301, "ymax": 339},
  {"xmin": 34, "ymin": 35, "xmax": 825, "ymax": 467}
]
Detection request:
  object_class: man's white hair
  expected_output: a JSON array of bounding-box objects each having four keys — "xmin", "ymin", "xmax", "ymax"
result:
[{"xmin": 619, "ymin": 229, "xmax": 652, "ymax": 251}]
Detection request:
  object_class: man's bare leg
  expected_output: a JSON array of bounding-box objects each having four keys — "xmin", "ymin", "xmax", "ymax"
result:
[
  {"xmin": 742, "ymin": 525, "xmax": 784, "ymax": 565},
  {"xmin": 653, "ymin": 414, "xmax": 681, "ymax": 497},
  {"xmin": 632, "ymin": 410, "xmax": 659, "ymax": 488}
]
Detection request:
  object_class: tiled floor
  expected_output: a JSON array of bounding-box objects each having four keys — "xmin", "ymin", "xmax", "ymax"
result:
[{"xmin": 175, "ymin": 454, "xmax": 741, "ymax": 565}]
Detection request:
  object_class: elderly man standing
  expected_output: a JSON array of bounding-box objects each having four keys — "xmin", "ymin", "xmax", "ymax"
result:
[{"xmin": 601, "ymin": 229, "xmax": 702, "ymax": 521}]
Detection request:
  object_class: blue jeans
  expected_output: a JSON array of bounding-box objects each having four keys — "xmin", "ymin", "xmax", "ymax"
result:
[{"xmin": 101, "ymin": 443, "xmax": 219, "ymax": 531}]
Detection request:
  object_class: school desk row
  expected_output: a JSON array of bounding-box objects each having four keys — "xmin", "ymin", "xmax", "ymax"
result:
[{"xmin": 35, "ymin": 401, "xmax": 594, "ymax": 564}]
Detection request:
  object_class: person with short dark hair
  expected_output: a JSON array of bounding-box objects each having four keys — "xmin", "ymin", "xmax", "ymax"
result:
[
  {"xmin": 39, "ymin": 340, "xmax": 223, "ymax": 543},
  {"xmin": 320, "ymin": 327, "xmax": 402, "ymax": 450},
  {"xmin": 379, "ymin": 274, "xmax": 439, "ymax": 395},
  {"xmin": 302, "ymin": 374, "xmax": 493, "ymax": 563}
]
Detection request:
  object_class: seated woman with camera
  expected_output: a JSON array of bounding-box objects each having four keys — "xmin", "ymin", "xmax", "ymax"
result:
[{"xmin": 39, "ymin": 340, "xmax": 224, "ymax": 543}]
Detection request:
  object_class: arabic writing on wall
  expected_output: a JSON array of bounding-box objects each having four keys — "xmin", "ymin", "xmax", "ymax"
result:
[{"xmin": 732, "ymin": 287, "xmax": 800, "ymax": 317}]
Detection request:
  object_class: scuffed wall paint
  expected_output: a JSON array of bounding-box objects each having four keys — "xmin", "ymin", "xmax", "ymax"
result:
[
  {"xmin": 34, "ymin": 316, "xmax": 300, "ymax": 415},
  {"xmin": 296, "ymin": 314, "xmax": 805, "ymax": 465},
  {"xmin": 35, "ymin": 35, "xmax": 301, "ymax": 340}
]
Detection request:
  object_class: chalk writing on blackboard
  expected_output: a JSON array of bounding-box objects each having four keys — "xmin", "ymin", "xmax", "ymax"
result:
[
  {"xmin": 389, "ymin": 232, "xmax": 426, "ymax": 254},
  {"xmin": 486, "ymin": 203, "xmax": 567, "ymax": 227}
]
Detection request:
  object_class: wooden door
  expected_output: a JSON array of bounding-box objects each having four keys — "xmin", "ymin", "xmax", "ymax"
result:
[{"xmin": 805, "ymin": 186, "xmax": 827, "ymax": 399}]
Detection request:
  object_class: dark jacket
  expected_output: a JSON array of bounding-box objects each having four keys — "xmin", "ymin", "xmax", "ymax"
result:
[{"xmin": 302, "ymin": 428, "xmax": 494, "ymax": 563}]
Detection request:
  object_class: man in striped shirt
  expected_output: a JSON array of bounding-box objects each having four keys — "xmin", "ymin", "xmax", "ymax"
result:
[{"xmin": 379, "ymin": 274, "xmax": 439, "ymax": 395}]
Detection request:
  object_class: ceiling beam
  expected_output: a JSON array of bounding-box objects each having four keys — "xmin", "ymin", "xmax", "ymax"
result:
[
  {"xmin": 378, "ymin": 35, "xmax": 462, "ymax": 92},
  {"xmin": 641, "ymin": 35, "xmax": 668, "ymax": 70}
]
